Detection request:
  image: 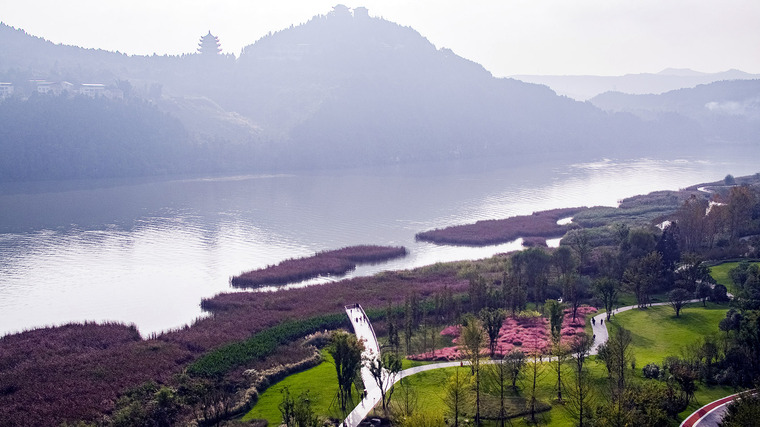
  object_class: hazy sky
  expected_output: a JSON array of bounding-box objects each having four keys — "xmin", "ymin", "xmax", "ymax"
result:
[{"xmin": 2, "ymin": 0, "xmax": 759, "ymax": 76}]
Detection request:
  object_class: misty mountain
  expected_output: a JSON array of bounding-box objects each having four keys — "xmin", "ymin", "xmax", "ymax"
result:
[
  {"xmin": 512, "ymin": 69, "xmax": 760, "ymax": 101},
  {"xmin": 589, "ymin": 79, "xmax": 760, "ymax": 144},
  {"xmin": 226, "ymin": 7, "xmax": 644, "ymax": 167},
  {"xmin": 0, "ymin": 7, "xmax": 754, "ymax": 181}
]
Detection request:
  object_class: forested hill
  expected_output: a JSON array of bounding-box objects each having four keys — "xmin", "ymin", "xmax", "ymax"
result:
[
  {"xmin": 0, "ymin": 96, "xmax": 189, "ymax": 181},
  {"xmin": 0, "ymin": 7, "xmax": 752, "ymax": 182}
]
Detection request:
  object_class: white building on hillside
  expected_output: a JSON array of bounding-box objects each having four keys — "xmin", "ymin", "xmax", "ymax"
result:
[
  {"xmin": 0, "ymin": 83, "xmax": 13, "ymax": 99},
  {"xmin": 80, "ymin": 83, "xmax": 106, "ymax": 98}
]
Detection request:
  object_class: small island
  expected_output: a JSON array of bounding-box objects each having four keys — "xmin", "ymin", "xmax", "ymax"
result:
[
  {"xmin": 415, "ymin": 207, "xmax": 587, "ymax": 246},
  {"xmin": 230, "ymin": 245, "xmax": 408, "ymax": 287}
]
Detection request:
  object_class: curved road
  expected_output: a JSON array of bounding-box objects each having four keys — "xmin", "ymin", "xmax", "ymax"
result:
[{"xmin": 343, "ymin": 298, "xmax": 727, "ymax": 427}]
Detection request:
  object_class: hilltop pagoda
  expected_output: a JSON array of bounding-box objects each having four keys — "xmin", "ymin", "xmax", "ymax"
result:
[{"xmin": 198, "ymin": 31, "xmax": 222, "ymax": 55}]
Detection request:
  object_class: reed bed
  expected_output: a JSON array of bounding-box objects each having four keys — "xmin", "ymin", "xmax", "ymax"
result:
[
  {"xmin": 230, "ymin": 245, "xmax": 407, "ymax": 287},
  {"xmin": 0, "ymin": 264, "xmax": 463, "ymax": 426},
  {"xmin": 415, "ymin": 207, "xmax": 586, "ymax": 246}
]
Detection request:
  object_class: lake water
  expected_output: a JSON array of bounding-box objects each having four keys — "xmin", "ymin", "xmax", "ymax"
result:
[{"xmin": 1, "ymin": 154, "xmax": 758, "ymax": 337}]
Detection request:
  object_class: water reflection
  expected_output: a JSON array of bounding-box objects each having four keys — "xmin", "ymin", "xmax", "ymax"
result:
[{"xmin": 1, "ymin": 155, "xmax": 758, "ymax": 336}]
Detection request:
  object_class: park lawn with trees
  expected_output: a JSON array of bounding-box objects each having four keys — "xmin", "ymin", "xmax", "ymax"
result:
[
  {"xmin": 608, "ymin": 291, "xmax": 671, "ymax": 311},
  {"xmin": 394, "ymin": 363, "xmax": 614, "ymax": 426},
  {"xmin": 241, "ymin": 351, "xmax": 356, "ymax": 425},
  {"xmin": 396, "ymin": 303, "xmax": 733, "ymax": 426},
  {"xmin": 606, "ymin": 303, "xmax": 728, "ymax": 366},
  {"xmin": 241, "ymin": 301, "xmax": 736, "ymax": 426},
  {"xmin": 710, "ymin": 261, "xmax": 760, "ymax": 295},
  {"xmin": 604, "ymin": 303, "xmax": 737, "ymax": 421}
]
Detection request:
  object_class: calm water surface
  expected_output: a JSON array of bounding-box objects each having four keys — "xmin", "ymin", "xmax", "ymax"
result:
[{"xmin": 1, "ymin": 155, "xmax": 757, "ymax": 337}]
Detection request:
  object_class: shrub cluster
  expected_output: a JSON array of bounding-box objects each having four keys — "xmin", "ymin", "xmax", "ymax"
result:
[{"xmin": 240, "ymin": 346, "xmax": 323, "ymax": 411}]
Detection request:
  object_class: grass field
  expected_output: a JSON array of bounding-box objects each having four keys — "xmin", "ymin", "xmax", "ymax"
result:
[
  {"xmin": 607, "ymin": 302, "xmax": 728, "ymax": 366},
  {"xmin": 396, "ymin": 360, "xmax": 614, "ymax": 426},
  {"xmin": 709, "ymin": 261, "xmax": 760, "ymax": 295},
  {"xmin": 241, "ymin": 350, "xmax": 357, "ymax": 425}
]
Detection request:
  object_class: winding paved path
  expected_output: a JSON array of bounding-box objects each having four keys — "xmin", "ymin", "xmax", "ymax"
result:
[
  {"xmin": 342, "ymin": 298, "xmax": 727, "ymax": 426},
  {"xmin": 590, "ymin": 299, "xmax": 700, "ymax": 355},
  {"xmin": 680, "ymin": 393, "xmax": 740, "ymax": 427}
]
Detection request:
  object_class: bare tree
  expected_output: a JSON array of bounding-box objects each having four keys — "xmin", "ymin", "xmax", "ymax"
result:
[
  {"xmin": 675, "ymin": 195, "xmax": 710, "ymax": 252},
  {"xmin": 526, "ymin": 349, "xmax": 545, "ymax": 424},
  {"xmin": 606, "ymin": 327, "xmax": 633, "ymax": 411},
  {"xmin": 484, "ymin": 357, "xmax": 513, "ymax": 427},
  {"xmin": 567, "ymin": 333, "xmax": 594, "ymax": 427},
  {"xmin": 551, "ymin": 337, "xmax": 569, "ymax": 402},
  {"xmin": 392, "ymin": 376, "xmax": 418, "ymax": 418},
  {"xmin": 504, "ymin": 349, "xmax": 526, "ymax": 390},
  {"xmin": 545, "ymin": 299, "xmax": 567, "ymax": 401}
]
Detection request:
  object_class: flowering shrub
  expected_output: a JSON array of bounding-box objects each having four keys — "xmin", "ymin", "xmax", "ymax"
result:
[
  {"xmin": 409, "ymin": 306, "xmax": 597, "ymax": 361},
  {"xmin": 559, "ymin": 306, "xmax": 597, "ymax": 345},
  {"xmin": 439, "ymin": 325, "xmax": 460, "ymax": 337}
]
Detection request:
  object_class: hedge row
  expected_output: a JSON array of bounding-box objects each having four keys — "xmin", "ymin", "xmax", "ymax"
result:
[{"xmin": 187, "ymin": 313, "xmax": 349, "ymax": 378}]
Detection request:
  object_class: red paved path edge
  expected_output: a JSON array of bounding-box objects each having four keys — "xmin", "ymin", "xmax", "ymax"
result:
[{"xmin": 680, "ymin": 393, "xmax": 739, "ymax": 427}]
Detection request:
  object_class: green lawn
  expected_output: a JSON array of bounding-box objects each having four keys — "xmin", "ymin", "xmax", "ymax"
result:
[
  {"xmin": 604, "ymin": 302, "xmax": 737, "ymax": 421},
  {"xmin": 241, "ymin": 351, "xmax": 358, "ymax": 425},
  {"xmin": 401, "ymin": 361, "xmax": 611, "ymax": 426},
  {"xmin": 709, "ymin": 261, "xmax": 760, "ymax": 295},
  {"xmin": 607, "ymin": 302, "xmax": 728, "ymax": 366}
]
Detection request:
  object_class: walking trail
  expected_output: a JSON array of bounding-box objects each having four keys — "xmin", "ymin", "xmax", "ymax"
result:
[
  {"xmin": 343, "ymin": 298, "xmax": 728, "ymax": 427},
  {"xmin": 679, "ymin": 392, "xmax": 744, "ymax": 427}
]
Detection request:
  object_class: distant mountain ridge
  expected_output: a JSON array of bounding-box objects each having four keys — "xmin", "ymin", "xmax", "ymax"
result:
[
  {"xmin": 588, "ymin": 79, "xmax": 760, "ymax": 143},
  {"xmin": 512, "ymin": 69, "xmax": 760, "ymax": 101},
  {"xmin": 0, "ymin": 7, "xmax": 755, "ymax": 181}
]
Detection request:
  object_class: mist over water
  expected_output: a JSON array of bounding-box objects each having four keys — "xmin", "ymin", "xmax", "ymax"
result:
[{"xmin": 1, "ymin": 154, "xmax": 757, "ymax": 337}]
